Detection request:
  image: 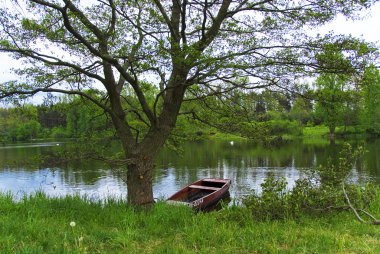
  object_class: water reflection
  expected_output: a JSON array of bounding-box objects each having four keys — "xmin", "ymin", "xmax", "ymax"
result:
[
  {"xmin": 0, "ymin": 167, "xmax": 127, "ymax": 201},
  {"xmin": 0, "ymin": 139, "xmax": 379, "ymax": 201}
]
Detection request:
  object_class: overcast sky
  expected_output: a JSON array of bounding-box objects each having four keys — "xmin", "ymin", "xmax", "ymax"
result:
[
  {"xmin": 1, "ymin": 2, "xmax": 380, "ymax": 84},
  {"xmin": 319, "ymin": 2, "xmax": 380, "ymax": 44}
]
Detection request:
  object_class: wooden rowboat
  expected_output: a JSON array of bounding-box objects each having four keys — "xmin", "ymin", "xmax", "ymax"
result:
[{"xmin": 166, "ymin": 178, "xmax": 231, "ymax": 210}]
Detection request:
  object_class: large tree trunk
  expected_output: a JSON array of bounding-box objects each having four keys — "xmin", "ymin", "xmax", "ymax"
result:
[
  {"xmin": 126, "ymin": 156, "xmax": 155, "ymax": 207},
  {"xmin": 329, "ymin": 126, "xmax": 335, "ymax": 140},
  {"xmin": 112, "ymin": 69, "xmax": 187, "ymax": 208}
]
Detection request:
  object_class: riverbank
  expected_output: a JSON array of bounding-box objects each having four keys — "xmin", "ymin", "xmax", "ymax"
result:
[
  {"xmin": 195, "ymin": 125, "xmax": 371, "ymax": 144},
  {"xmin": 1, "ymin": 193, "xmax": 379, "ymax": 253}
]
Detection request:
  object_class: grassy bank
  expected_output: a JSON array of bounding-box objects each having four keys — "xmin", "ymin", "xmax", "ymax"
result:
[{"xmin": 1, "ymin": 193, "xmax": 380, "ymax": 253}]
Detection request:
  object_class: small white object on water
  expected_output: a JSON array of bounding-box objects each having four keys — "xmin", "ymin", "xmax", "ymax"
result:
[
  {"xmin": 70, "ymin": 221, "xmax": 76, "ymax": 227},
  {"xmin": 56, "ymin": 143, "xmax": 60, "ymax": 146},
  {"xmin": 230, "ymin": 141, "xmax": 234, "ymax": 146}
]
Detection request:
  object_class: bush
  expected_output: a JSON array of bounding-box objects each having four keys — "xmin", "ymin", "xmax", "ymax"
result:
[
  {"xmin": 267, "ymin": 120, "xmax": 303, "ymax": 136},
  {"xmin": 50, "ymin": 126, "xmax": 70, "ymax": 139},
  {"xmin": 8, "ymin": 120, "xmax": 41, "ymax": 141},
  {"xmin": 365, "ymin": 124, "xmax": 380, "ymax": 136},
  {"xmin": 232, "ymin": 120, "xmax": 302, "ymax": 140},
  {"xmin": 243, "ymin": 176, "xmax": 377, "ymax": 221},
  {"xmin": 243, "ymin": 143, "xmax": 378, "ymax": 221}
]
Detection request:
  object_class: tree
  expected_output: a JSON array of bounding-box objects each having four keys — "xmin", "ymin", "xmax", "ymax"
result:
[
  {"xmin": 360, "ymin": 64, "xmax": 380, "ymax": 135},
  {"xmin": 289, "ymin": 96, "xmax": 313, "ymax": 125},
  {"xmin": 341, "ymin": 89, "xmax": 361, "ymax": 132},
  {"xmin": 314, "ymin": 73, "xmax": 347, "ymax": 138},
  {"xmin": 0, "ymin": 104, "xmax": 41, "ymax": 141},
  {"xmin": 315, "ymin": 70, "xmax": 365, "ymax": 137},
  {"xmin": 0, "ymin": 0, "xmax": 377, "ymax": 207}
]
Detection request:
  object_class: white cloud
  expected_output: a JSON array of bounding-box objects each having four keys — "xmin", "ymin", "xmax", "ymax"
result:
[
  {"xmin": 318, "ymin": 2, "xmax": 380, "ymax": 44},
  {"xmin": 0, "ymin": 55, "xmax": 21, "ymax": 82}
]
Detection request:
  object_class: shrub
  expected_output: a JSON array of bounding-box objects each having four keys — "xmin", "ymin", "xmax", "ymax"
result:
[
  {"xmin": 50, "ymin": 126, "xmax": 70, "ymax": 139},
  {"xmin": 267, "ymin": 120, "xmax": 303, "ymax": 136},
  {"xmin": 243, "ymin": 143, "xmax": 378, "ymax": 221}
]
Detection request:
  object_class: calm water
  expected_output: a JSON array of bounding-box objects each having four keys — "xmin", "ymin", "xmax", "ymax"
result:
[{"xmin": 1, "ymin": 139, "xmax": 380, "ymax": 201}]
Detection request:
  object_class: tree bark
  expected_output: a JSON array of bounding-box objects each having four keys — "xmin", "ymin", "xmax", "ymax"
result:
[
  {"xmin": 125, "ymin": 155, "xmax": 155, "ymax": 207},
  {"xmin": 329, "ymin": 126, "xmax": 335, "ymax": 140}
]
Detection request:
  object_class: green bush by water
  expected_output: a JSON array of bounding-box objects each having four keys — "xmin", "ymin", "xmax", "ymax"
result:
[{"xmin": 243, "ymin": 143, "xmax": 378, "ymax": 221}]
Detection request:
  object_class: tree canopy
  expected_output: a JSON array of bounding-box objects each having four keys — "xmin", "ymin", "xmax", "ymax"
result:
[{"xmin": 0, "ymin": 0, "xmax": 378, "ymax": 206}]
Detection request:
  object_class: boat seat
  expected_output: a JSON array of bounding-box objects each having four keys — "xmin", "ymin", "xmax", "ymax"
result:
[{"xmin": 189, "ymin": 185, "xmax": 220, "ymax": 191}]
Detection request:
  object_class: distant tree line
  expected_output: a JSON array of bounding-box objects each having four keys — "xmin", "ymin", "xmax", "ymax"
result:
[
  {"xmin": 185, "ymin": 64, "xmax": 380, "ymax": 140},
  {"xmin": 0, "ymin": 96, "xmax": 111, "ymax": 142},
  {"xmin": 1, "ymin": 65, "xmax": 380, "ymax": 143}
]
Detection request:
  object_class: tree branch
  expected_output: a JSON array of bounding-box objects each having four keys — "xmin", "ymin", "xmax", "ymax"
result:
[
  {"xmin": 1, "ymin": 47, "xmax": 105, "ymax": 82},
  {"xmin": 342, "ymin": 182, "xmax": 380, "ymax": 225},
  {"xmin": 0, "ymin": 87, "xmax": 113, "ymax": 115},
  {"xmin": 181, "ymin": 0, "xmax": 188, "ymax": 46},
  {"xmin": 152, "ymin": 0, "xmax": 179, "ymax": 41},
  {"xmin": 192, "ymin": 0, "xmax": 231, "ymax": 52}
]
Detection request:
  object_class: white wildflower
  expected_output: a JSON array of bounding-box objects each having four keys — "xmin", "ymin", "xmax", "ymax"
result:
[{"xmin": 70, "ymin": 221, "xmax": 76, "ymax": 227}]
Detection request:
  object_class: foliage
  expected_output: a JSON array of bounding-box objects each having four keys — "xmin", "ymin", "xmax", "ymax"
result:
[
  {"xmin": 0, "ymin": 105, "xmax": 42, "ymax": 142},
  {"xmin": 50, "ymin": 126, "xmax": 70, "ymax": 139},
  {"xmin": 13, "ymin": 119, "xmax": 41, "ymax": 141},
  {"xmin": 314, "ymin": 73, "xmax": 348, "ymax": 136},
  {"xmin": 2, "ymin": 73, "xmax": 380, "ymax": 143},
  {"xmin": 0, "ymin": 97, "xmax": 113, "ymax": 142},
  {"xmin": 360, "ymin": 64, "xmax": 380, "ymax": 135},
  {"xmin": 313, "ymin": 143, "xmax": 364, "ymax": 186},
  {"xmin": 289, "ymin": 96, "xmax": 314, "ymax": 125},
  {"xmin": 243, "ymin": 143, "xmax": 377, "ymax": 221},
  {"xmin": 64, "ymin": 96, "xmax": 112, "ymax": 139}
]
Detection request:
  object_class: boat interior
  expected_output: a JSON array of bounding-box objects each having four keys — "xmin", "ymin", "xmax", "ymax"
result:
[
  {"xmin": 193, "ymin": 179, "xmax": 227, "ymax": 188},
  {"xmin": 168, "ymin": 179, "xmax": 229, "ymax": 203}
]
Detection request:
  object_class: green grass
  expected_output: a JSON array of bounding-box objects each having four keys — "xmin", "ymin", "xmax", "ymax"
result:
[
  {"xmin": 208, "ymin": 132, "xmax": 247, "ymax": 141},
  {"xmin": 302, "ymin": 125, "xmax": 330, "ymax": 139},
  {"xmin": 0, "ymin": 192, "xmax": 380, "ymax": 253}
]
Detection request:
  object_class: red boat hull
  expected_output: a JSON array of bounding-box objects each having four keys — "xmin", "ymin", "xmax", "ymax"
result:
[{"xmin": 167, "ymin": 178, "xmax": 231, "ymax": 209}]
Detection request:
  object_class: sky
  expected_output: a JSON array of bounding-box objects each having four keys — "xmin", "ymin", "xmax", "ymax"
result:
[
  {"xmin": 318, "ymin": 2, "xmax": 380, "ymax": 45},
  {"xmin": 1, "ymin": 2, "xmax": 380, "ymax": 100}
]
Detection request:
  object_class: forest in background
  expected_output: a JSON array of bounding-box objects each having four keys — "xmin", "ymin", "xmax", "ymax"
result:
[{"xmin": 1, "ymin": 65, "xmax": 380, "ymax": 143}]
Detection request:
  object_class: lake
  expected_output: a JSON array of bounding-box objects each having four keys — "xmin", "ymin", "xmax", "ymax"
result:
[{"xmin": 1, "ymin": 138, "xmax": 380, "ymax": 201}]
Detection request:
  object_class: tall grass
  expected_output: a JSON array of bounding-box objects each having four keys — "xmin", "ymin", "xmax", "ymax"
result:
[{"xmin": 0, "ymin": 192, "xmax": 379, "ymax": 253}]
